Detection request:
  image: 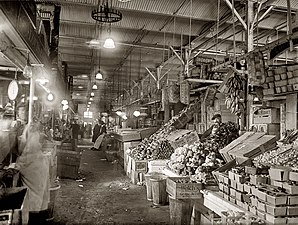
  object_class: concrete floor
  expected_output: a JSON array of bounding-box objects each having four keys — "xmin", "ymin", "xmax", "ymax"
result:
[{"xmin": 50, "ymin": 142, "xmax": 170, "ymax": 225}]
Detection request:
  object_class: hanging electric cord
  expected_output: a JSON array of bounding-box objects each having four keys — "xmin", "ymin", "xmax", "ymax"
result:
[
  {"xmin": 188, "ymin": 0, "xmax": 192, "ymax": 50},
  {"xmin": 256, "ymin": 0, "xmax": 259, "ymax": 47},
  {"xmin": 216, "ymin": 0, "xmax": 220, "ymax": 64},
  {"xmin": 232, "ymin": 0, "xmax": 236, "ymax": 62}
]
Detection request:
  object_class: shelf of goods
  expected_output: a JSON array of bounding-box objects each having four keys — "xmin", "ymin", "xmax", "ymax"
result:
[{"xmin": 211, "ymin": 129, "xmax": 298, "ymax": 224}]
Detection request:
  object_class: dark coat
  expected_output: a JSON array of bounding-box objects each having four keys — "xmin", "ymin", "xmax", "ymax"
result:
[{"xmin": 92, "ymin": 124, "xmax": 101, "ymax": 143}]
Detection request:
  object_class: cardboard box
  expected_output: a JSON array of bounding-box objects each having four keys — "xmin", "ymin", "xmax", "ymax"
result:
[
  {"xmin": 269, "ymin": 167, "xmax": 290, "ymax": 181},
  {"xmin": 294, "ymin": 83, "xmax": 298, "ymax": 91},
  {"xmin": 275, "ymin": 80, "xmax": 288, "ymax": 87},
  {"xmin": 288, "ymin": 71, "xmax": 294, "ymax": 78},
  {"xmin": 270, "ymin": 179, "xmax": 284, "ymax": 188},
  {"xmin": 237, "ymin": 183, "xmax": 245, "ymax": 192},
  {"xmin": 284, "ymin": 183, "xmax": 298, "ymax": 194},
  {"xmin": 228, "ymin": 171, "xmax": 235, "ymax": 180},
  {"xmin": 253, "ymin": 108, "xmax": 280, "ymax": 124},
  {"xmin": 275, "ymin": 67, "xmax": 287, "ymax": 74},
  {"xmin": 244, "ymin": 183, "xmax": 252, "ymax": 194},
  {"xmin": 235, "ymin": 200, "xmax": 243, "ymax": 208},
  {"xmin": 235, "ymin": 191, "xmax": 244, "ymax": 201},
  {"xmin": 224, "ymin": 193, "xmax": 229, "ymax": 201},
  {"xmin": 266, "ymin": 76, "xmax": 275, "ymax": 82},
  {"xmin": 288, "ymin": 206, "xmax": 298, "ymax": 216},
  {"xmin": 230, "ymin": 188, "xmax": 236, "ymax": 198},
  {"xmin": 252, "ymin": 188, "xmax": 267, "ymax": 202},
  {"xmin": 274, "ymin": 74, "xmax": 281, "ymax": 81},
  {"xmin": 230, "ymin": 180, "xmax": 237, "ymax": 190},
  {"xmin": 218, "ymin": 172, "xmax": 227, "ymax": 183},
  {"xmin": 289, "ymin": 171, "xmax": 298, "ymax": 182},
  {"xmin": 245, "ymin": 166, "xmax": 257, "ymax": 175},
  {"xmin": 251, "ymin": 197, "xmax": 258, "ymax": 207},
  {"xmin": 166, "ymin": 177, "xmax": 203, "ymax": 199},
  {"xmin": 280, "ymin": 73, "xmax": 288, "ymax": 80},
  {"xmin": 267, "ymin": 194, "xmax": 288, "ymax": 206},
  {"xmin": 234, "ymin": 174, "xmax": 246, "ymax": 184},
  {"xmin": 288, "ymin": 217, "xmax": 298, "ymax": 224},
  {"xmin": 268, "ymin": 70, "xmax": 275, "ymax": 76},
  {"xmin": 243, "ymin": 194, "xmax": 251, "ymax": 204},
  {"xmin": 266, "ymin": 205, "xmax": 287, "ymax": 216},
  {"xmin": 250, "ymin": 175, "xmax": 268, "ymax": 185},
  {"xmin": 275, "ymin": 87, "xmax": 281, "ymax": 94},
  {"xmin": 257, "ymin": 210, "xmax": 266, "ymax": 220},
  {"xmin": 229, "ymin": 197, "xmax": 236, "ymax": 204},
  {"xmin": 263, "ymin": 88, "xmax": 275, "ymax": 95},
  {"xmin": 265, "ymin": 214, "xmax": 287, "ymax": 224},
  {"xmin": 257, "ymin": 200, "xmax": 266, "ymax": 212},
  {"xmin": 243, "ymin": 203, "xmax": 249, "ymax": 211},
  {"xmin": 218, "ymin": 183, "xmax": 224, "ymax": 192},
  {"xmin": 249, "ymin": 206, "xmax": 257, "ymax": 215},
  {"xmin": 223, "ymin": 185, "xmax": 230, "ymax": 194},
  {"xmin": 288, "ymin": 196, "xmax": 298, "ymax": 205}
]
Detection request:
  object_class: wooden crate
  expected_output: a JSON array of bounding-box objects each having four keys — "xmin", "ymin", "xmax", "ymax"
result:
[
  {"xmin": 166, "ymin": 177, "xmax": 203, "ymax": 199},
  {"xmin": 253, "ymin": 108, "xmax": 280, "ymax": 124},
  {"xmin": 57, "ymin": 150, "xmax": 82, "ymax": 179},
  {"xmin": 131, "ymin": 157, "xmax": 148, "ymax": 173},
  {"xmin": 220, "ymin": 132, "xmax": 277, "ymax": 162}
]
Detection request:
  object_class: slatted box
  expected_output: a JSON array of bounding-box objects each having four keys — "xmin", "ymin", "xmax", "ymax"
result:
[{"xmin": 166, "ymin": 177, "xmax": 203, "ymax": 199}]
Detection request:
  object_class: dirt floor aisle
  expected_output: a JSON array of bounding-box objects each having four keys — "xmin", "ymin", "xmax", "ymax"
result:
[{"xmin": 51, "ymin": 146, "xmax": 170, "ymax": 225}]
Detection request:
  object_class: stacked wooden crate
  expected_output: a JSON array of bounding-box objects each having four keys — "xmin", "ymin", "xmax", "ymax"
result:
[{"xmin": 263, "ymin": 65, "xmax": 298, "ymax": 96}]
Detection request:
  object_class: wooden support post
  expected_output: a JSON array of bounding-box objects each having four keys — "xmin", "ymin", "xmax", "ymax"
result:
[
  {"xmin": 157, "ymin": 67, "xmax": 161, "ymax": 89},
  {"xmin": 223, "ymin": 0, "xmax": 247, "ymax": 30},
  {"xmin": 287, "ymin": 0, "xmax": 293, "ymax": 51},
  {"xmin": 286, "ymin": 94, "xmax": 297, "ymax": 130}
]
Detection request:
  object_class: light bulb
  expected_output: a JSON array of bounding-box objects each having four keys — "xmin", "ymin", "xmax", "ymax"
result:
[
  {"xmin": 103, "ymin": 38, "xmax": 115, "ymax": 49},
  {"xmin": 92, "ymin": 84, "xmax": 98, "ymax": 89},
  {"xmin": 47, "ymin": 93, "xmax": 54, "ymax": 101},
  {"xmin": 133, "ymin": 110, "xmax": 141, "ymax": 117},
  {"xmin": 96, "ymin": 72, "xmax": 103, "ymax": 80}
]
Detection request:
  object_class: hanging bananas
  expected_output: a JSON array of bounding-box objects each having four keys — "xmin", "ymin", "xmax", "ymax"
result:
[{"xmin": 224, "ymin": 73, "xmax": 245, "ymax": 115}]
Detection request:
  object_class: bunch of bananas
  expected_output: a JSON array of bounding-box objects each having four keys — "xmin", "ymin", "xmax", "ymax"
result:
[{"xmin": 225, "ymin": 73, "xmax": 245, "ymax": 115}]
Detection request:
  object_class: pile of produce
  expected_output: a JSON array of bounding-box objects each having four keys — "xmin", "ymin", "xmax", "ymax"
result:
[
  {"xmin": 168, "ymin": 122, "xmax": 239, "ymax": 183},
  {"xmin": 128, "ymin": 126, "xmax": 176, "ymax": 160},
  {"xmin": 168, "ymin": 142, "xmax": 224, "ymax": 183},
  {"xmin": 129, "ymin": 136, "xmax": 174, "ymax": 160},
  {"xmin": 223, "ymin": 73, "xmax": 246, "ymax": 115},
  {"xmin": 128, "ymin": 104, "xmax": 198, "ymax": 160},
  {"xmin": 253, "ymin": 129, "xmax": 298, "ymax": 168}
]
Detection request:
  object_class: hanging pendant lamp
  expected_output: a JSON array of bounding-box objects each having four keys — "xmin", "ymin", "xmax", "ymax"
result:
[{"xmin": 103, "ymin": 37, "xmax": 115, "ymax": 49}]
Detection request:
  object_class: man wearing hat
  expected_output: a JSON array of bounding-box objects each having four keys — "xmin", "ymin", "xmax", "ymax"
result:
[{"xmin": 200, "ymin": 113, "xmax": 223, "ymax": 141}]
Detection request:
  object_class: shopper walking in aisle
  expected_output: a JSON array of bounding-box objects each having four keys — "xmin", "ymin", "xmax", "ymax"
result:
[{"xmin": 91, "ymin": 119, "xmax": 106, "ymax": 150}]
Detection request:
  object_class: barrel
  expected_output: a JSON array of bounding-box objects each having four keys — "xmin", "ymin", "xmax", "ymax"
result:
[
  {"xmin": 169, "ymin": 195, "xmax": 193, "ymax": 225},
  {"xmin": 144, "ymin": 172, "xmax": 160, "ymax": 201},
  {"xmin": 150, "ymin": 173, "xmax": 168, "ymax": 206},
  {"xmin": 45, "ymin": 183, "xmax": 61, "ymax": 221}
]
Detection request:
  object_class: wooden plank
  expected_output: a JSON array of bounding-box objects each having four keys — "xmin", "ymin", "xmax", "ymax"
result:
[
  {"xmin": 229, "ymin": 135, "xmax": 277, "ymax": 159},
  {"xmin": 219, "ymin": 132, "xmax": 255, "ymax": 162}
]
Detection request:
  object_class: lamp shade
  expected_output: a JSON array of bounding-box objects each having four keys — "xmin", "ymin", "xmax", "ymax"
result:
[
  {"xmin": 92, "ymin": 84, "xmax": 98, "ymax": 89},
  {"xmin": 90, "ymin": 92, "xmax": 95, "ymax": 97},
  {"xmin": 133, "ymin": 110, "xmax": 141, "ymax": 117},
  {"xmin": 103, "ymin": 37, "xmax": 115, "ymax": 49},
  {"xmin": 96, "ymin": 72, "xmax": 103, "ymax": 80}
]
